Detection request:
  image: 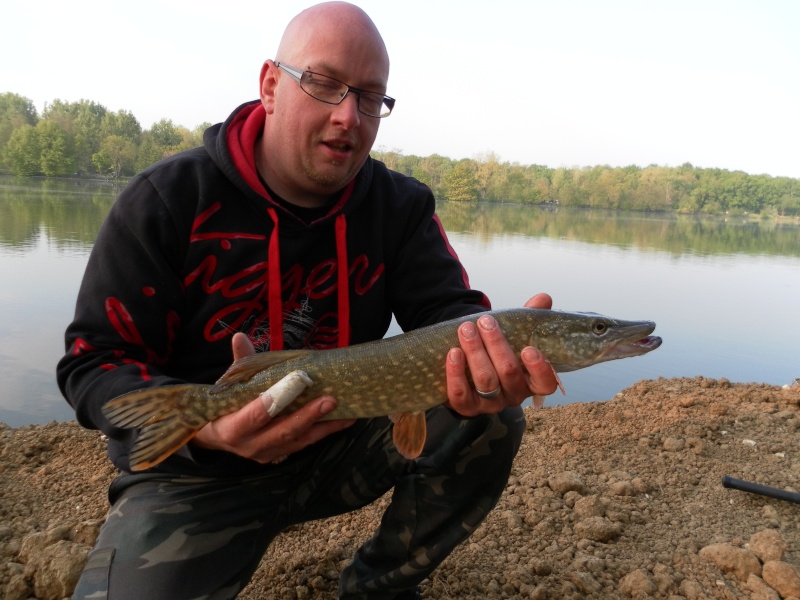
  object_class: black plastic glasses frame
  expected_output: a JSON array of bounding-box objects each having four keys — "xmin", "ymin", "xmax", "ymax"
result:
[{"xmin": 275, "ymin": 61, "xmax": 395, "ymax": 118}]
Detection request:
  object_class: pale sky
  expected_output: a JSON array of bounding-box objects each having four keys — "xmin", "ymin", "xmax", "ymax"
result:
[{"xmin": 4, "ymin": 0, "xmax": 799, "ymax": 178}]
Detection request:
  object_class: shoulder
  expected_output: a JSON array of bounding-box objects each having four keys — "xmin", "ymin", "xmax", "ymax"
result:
[
  {"xmin": 111, "ymin": 147, "xmax": 224, "ymax": 236},
  {"xmin": 119, "ymin": 147, "xmax": 227, "ymax": 211},
  {"xmin": 139, "ymin": 146, "xmax": 217, "ymax": 189},
  {"xmin": 368, "ymin": 157, "xmax": 432, "ymax": 197},
  {"xmin": 356, "ymin": 157, "xmax": 435, "ymax": 220}
]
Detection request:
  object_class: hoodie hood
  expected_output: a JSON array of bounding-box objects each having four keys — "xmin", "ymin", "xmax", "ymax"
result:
[{"xmin": 203, "ymin": 100, "xmax": 368, "ymax": 226}]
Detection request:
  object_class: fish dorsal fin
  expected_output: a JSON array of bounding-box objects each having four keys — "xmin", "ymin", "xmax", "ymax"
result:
[
  {"xmin": 212, "ymin": 350, "xmax": 310, "ymax": 391},
  {"xmin": 390, "ymin": 411, "xmax": 427, "ymax": 459}
]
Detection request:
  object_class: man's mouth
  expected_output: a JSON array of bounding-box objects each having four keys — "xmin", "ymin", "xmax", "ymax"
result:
[{"xmin": 322, "ymin": 139, "xmax": 355, "ymax": 158}]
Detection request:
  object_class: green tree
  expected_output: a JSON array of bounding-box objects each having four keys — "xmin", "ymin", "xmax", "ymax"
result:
[
  {"xmin": 778, "ymin": 192, "xmax": 800, "ymax": 216},
  {"xmin": 149, "ymin": 119, "xmax": 182, "ymax": 147},
  {"xmin": 4, "ymin": 124, "xmax": 41, "ymax": 176},
  {"xmin": 189, "ymin": 122, "xmax": 211, "ymax": 148},
  {"xmin": 443, "ymin": 160, "xmax": 478, "ymax": 202},
  {"xmin": 134, "ymin": 133, "xmax": 165, "ymax": 171},
  {"xmin": 636, "ymin": 167, "xmax": 674, "ymax": 211},
  {"xmin": 101, "ymin": 109, "xmax": 142, "ymax": 142},
  {"xmin": 404, "ymin": 154, "xmax": 450, "ymax": 198},
  {"xmin": 37, "ymin": 120, "xmax": 75, "ymax": 176},
  {"xmin": 92, "ymin": 135, "xmax": 137, "ymax": 178},
  {"xmin": 473, "ymin": 151, "xmax": 504, "ymax": 200},
  {"xmin": 172, "ymin": 122, "xmax": 209, "ymax": 153},
  {"xmin": 43, "ymin": 99, "xmax": 108, "ymax": 173},
  {"xmin": 0, "ymin": 93, "xmax": 39, "ymax": 166}
]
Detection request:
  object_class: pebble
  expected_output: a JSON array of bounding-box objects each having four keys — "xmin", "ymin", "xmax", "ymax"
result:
[
  {"xmin": 663, "ymin": 437, "xmax": 686, "ymax": 452},
  {"xmin": 699, "ymin": 542, "xmax": 762, "ymax": 582},
  {"xmin": 573, "ymin": 516, "xmax": 622, "ymax": 542},
  {"xmin": 572, "ymin": 495, "xmax": 606, "ymax": 519},
  {"xmin": 747, "ymin": 574, "xmax": 781, "ymax": 600},
  {"xmin": 748, "ymin": 530, "xmax": 787, "ymax": 562},
  {"xmin": 762, "ymin": 505, "xmax": 780, "ymax": 527},
  {"xmin": 547, "ymin": 471, "xmax": 586, "ymax": 495},
  {"xmin": 762, "ymin": 561, "xmax": 800, "ymax": 598},
  {"xmin": 609, "ymin": 481, "xmax": 635, "ymax": 496},
  {"xmin": 569, "ymin": 570, "xmax": 602, "ymax": 594},
  {"xmin": 619, "ymin": 568, "xmax": 657, "ymax": 597},
  {"xmin": 27, "ymin": 539, "xmax": 90, "ymax": 600}
]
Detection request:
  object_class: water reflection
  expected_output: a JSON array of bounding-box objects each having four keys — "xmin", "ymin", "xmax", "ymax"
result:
[
  {"xmin": 436, "ymin": 202, "xmax": 800, "ymax": 257},
  {"xmin": 0, "ymin": 176, "xmax": 798, "ymax": 426},
  {"xmin": 0, "ymin": 176, "xmax": 118, "ymax": 251}
]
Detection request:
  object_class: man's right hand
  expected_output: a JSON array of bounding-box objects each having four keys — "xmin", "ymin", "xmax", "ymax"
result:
[{"xmin": 191, "ymin": 333, "xmax": 355, "ymax": 464}]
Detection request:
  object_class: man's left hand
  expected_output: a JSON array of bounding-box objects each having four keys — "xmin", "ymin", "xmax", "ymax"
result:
[{"xmin": 444, "ymin": 293, "xmax": 560, "ymax": 417}]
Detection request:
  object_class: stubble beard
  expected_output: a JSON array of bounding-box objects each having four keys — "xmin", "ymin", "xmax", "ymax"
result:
[{"xmin": 302, "ymin": 156, "xmax": 358, "ymax": 192}]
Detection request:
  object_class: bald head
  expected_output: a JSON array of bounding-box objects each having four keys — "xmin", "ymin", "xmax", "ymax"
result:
[
  {"xmin": 255, "ymin": 2, "xmax": 392, "ymax": 207},
  {"xmin": 276, "ymin": 2, "xmax": 389, "ymax": 79}
]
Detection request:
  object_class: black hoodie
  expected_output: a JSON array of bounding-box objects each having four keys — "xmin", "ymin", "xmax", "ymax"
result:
[{"xmin": 57, "ymin": 100, "xmax": 490, "ymax": 476}]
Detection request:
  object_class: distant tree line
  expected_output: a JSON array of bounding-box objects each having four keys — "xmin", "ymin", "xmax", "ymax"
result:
[
  {"xmin": 2, "ymin": 92, "xmax": 798, "ymax": 216},
  {"xmin": 374, "ymin": 151, "xmax": 800, "ymax": 217},
  {"xmin": 0, "ymin": 92, "xmax": 208, "ymax": 179}
]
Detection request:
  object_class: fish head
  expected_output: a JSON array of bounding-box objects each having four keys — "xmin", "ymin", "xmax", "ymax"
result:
[{"xmin": 529, "ymin": 311, "xmax": 662, "ymax": 372}]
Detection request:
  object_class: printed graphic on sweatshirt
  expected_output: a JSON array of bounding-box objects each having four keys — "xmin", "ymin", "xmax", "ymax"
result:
[{"xmin": 185, "ymin": 202, "xmax": 384, "ymax": 352}]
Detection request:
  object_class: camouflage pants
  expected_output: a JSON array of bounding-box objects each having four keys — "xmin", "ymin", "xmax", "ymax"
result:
[{"xmin": 73, "ymin": 405, "xmax": 525, "ymax": 600}]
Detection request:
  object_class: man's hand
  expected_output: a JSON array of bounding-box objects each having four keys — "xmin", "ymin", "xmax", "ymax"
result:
[
  {"xmin": 445, "ymin": 293, "xmax": 560, "ymax": 417},
  {"xmin": 192, "ymin": 333, "xmax": 355, "ymax": 464}
]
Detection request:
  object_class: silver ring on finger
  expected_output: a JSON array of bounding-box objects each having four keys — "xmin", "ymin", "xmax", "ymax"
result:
[{"xmin": 475, "ymin": 385, "xmax": 502, "ymax": 400}]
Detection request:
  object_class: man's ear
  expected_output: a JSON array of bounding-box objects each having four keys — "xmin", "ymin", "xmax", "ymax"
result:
[{"xmin": 259, "ymin": 60, "xmax": 279, "ymax": 114}]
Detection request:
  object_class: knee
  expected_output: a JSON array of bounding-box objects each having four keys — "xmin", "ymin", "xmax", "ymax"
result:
[
  {"xmin": 423, "ymin": 405, "xmax": 525, "ymax": 468},
  {"xmin": 484, "ymin": 405, "xmax": 525, "ymax": 461}
]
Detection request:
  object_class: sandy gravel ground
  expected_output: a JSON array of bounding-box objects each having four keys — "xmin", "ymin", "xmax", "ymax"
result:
[{"xmin": 1, "ymin": 376, "xmax": 799, "ymax": 599}]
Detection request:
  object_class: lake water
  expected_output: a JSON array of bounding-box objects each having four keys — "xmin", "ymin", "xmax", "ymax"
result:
[{"xmin": 1, "ymin": 176, "xmax": 798, "ymax": 426}]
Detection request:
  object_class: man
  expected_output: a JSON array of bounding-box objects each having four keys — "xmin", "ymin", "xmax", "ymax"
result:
[{"xmin": 57, "ymin": 2, "xmax": 558, "ymax": 598}]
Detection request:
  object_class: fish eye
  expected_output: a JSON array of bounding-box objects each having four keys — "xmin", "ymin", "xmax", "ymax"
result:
[{"xmin": 592, "ymin": 321, "xmax": 608, "ymax": 335}]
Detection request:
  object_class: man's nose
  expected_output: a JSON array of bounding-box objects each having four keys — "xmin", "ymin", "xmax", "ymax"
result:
[{"xmin": 331, "ymin": 92, "xmax": 361, "ymax": 127}]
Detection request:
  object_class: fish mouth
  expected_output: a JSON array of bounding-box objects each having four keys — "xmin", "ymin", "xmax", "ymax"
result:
[
  {"xmin": 603, "ymin": 322, "xmax": 662, "ymax": 360},
  {"xmin": 615, "ymin": 334, "xmax": 663, "ymax": 355},
  {"xmin": 633, "ymin": 335, "xmax": 662, "ymax": 350}
]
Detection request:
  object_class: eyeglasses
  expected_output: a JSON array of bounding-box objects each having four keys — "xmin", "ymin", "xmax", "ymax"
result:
[{"xmin": 275, "ymin": 62, "xmax": 395, "ymax": 118}]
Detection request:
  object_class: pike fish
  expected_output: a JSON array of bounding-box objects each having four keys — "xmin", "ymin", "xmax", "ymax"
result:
[{"xmin": 103, "ymin": 308, "xmax": 662, "ymax": 471}]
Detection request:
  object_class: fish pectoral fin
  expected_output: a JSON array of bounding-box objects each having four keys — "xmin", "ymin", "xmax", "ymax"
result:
[
  {"xmin": 212, "ymin": 350, "xmax": 311, "ymax": 391},
  {"xmin": 555, "ymin": 371, "xmax": 565, "ymax": 395},
  {"xmin": 531, "ymin": 367, "xmax": 565, "ymax": 409},
  {"xmin": 390, "ymin": 411, "xmax": 427, "ymax": 460}
]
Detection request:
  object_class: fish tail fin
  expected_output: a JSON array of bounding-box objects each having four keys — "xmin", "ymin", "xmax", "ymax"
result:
[
  {"xmin": 390, "ymin": 411, "xmax": 427, "ymax": 459},
  {"xmin": 102, "ymin": 384, "xmax": 210, "ymax": 471}
]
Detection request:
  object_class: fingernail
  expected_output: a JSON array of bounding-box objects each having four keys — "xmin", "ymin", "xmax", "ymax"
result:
[
  {"xmin": 259, "ymin": 392, "xmax": 274, "ymax": 413},
  {"xmin": 448, "ymin": 348, "xmax": 463, "ymax": 364},
  {"xmin": 319, "ymin": 398, "xmax": 337, "ymax": 415},
  {"xmin": 460, "ymin": 322, "xmax": 477, "ymax": 340},
  {"xmin": 522, "ymin": 347, "xmax": 542, "ymax": 363},
  {"xmin": 478, "ymin": 315, "xmax": 496, "ymax": 331}
]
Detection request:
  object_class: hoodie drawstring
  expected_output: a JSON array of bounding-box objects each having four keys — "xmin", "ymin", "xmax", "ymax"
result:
[
  {"xmin": 266, "ymin": 207, "xmax": 284, "ymax": 351},
  {"xmin": 265, "ymin": 209, "xmax": 351, "ymax": 351},
  {"xmin": 335, "ymin": 214, "xmax": 350, "ymax": 348}
]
